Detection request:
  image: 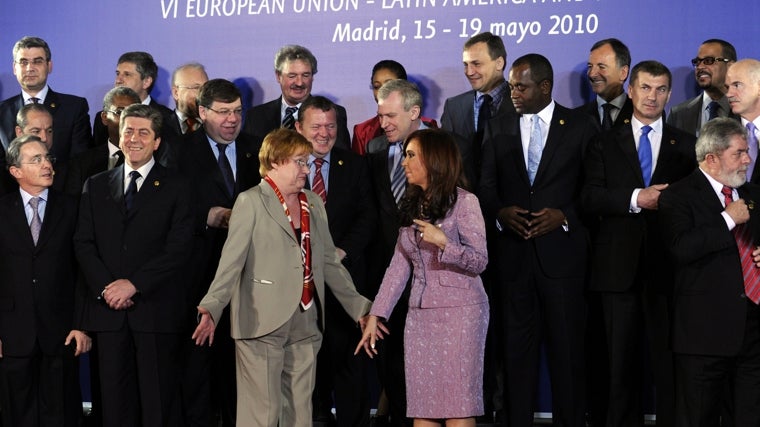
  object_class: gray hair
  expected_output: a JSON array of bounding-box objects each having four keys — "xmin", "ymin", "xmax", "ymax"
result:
[
  {"xmin": 7, "ymin": 135, "xmax": 46, "ymax": 168},
  {"xmin": 16, "ymin": 104, "xmax": 52, "ymax": 128},
  {"xmin": 274, "ymin": 45, "xmax": 318, "ymax": 75},
  {"xmin": 102, "ymin": 86, "xmax": 140, "ymax": 111},
  {"xmin": 376, "ymin": 79, "xmax": 423, "ymax": 112},
  {"xmin": 695, "ymin": 117, "xmax": 748, "ymax": 162}
]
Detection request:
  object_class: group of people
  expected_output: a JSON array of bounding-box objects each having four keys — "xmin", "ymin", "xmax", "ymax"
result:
[{"xmin": 0, "ymin": 29, "xmax": 759, "ymax": 427}]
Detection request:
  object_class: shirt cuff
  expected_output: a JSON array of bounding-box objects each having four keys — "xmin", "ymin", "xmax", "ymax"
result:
[
  {"xmin": 722, "ymin": 211, "xmax": 737, "ymax": 231},
  {"xmin": 629, "ymin": 189, "xmax": 643, "ymax": 213}
]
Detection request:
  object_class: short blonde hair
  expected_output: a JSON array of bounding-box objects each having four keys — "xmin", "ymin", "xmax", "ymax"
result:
[{"xmin": 258, "ymin": 128, "xmax": 312, "ymax": 177}]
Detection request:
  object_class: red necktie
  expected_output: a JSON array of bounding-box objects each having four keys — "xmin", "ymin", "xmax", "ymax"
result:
[
  {"xmin": 312, "ymin": 158, "xmax": 327, "ymax": 204},
  {"xmin": 185, "ymin": 117, "xmax": 197, "ymax": 133},
  {"xmin": 722, "ymin": 185, "xmax": 760, "ymax": 304}
]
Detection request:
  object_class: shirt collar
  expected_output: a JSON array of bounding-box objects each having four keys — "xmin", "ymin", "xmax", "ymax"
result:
[
  {"xmin": 19, "ymin": 187, "xmax": 49, "ymax": 205},
  {"xmin": 124, "ymin": 157, "xmax": 156, "ymax": 181},
  {"xmin": 631, "ymin": 115, "xmax": 663, "ymax": 134},
  {"xmin": 22, "ymin": 85, "xmax": 49, "ymax": 103}
]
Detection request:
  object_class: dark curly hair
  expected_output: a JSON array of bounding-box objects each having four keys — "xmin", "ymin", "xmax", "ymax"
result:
[{"xmin": 398, "ymin": 129, "xmax": 467, "ymax": 226}]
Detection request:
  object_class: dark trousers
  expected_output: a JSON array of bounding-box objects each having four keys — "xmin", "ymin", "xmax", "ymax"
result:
[
  {"xmin": 600, "ymin": 289, "xmax": 675, "ymax": 427},
  {"xmin": 313, "ymin": 289, "xmax": 370, "ymax": 427},
  {"xmin": 97, "ymin": 325, "xmax": 182, "ymax": 427},
  {"xmin": 676, "ymin": 301, "xmax": 760, "ymax": 427},
  {"xmin": 181, "ymin": 308, "xmax": 236, "ymax": 427},
  {"xmin": 502, "ymin": 251, "xmax": 587, "ymax": 427},
  {"xmin": 0, "ymin": 344, "xmax": 81, "ymax": 427}
]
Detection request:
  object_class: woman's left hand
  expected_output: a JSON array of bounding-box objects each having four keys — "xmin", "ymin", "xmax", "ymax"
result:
[{"xmin": 413, "ymin": 219, "xmax": 447, "ymax": 250}]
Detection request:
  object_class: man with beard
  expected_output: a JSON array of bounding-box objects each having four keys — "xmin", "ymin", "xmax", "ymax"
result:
[
  {"xmin": 576, "ymin": 38, "xmax": 633, "ymax": 130},
  {"xmin": 668, "ymin": 39, "xmax": 738, "ymax": 136},
  {"xmin": 242, "ymin": 45, "xmax": 351, "ymax": 151},
  {"xmin": 659, "ymin": 118, "xmax": 760, "ymax": 426}
]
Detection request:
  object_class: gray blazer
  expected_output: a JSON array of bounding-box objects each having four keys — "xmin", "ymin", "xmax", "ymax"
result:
[
  {"xmin": 667, "ymin": 93, "xmax": 734, "ymax": 136},
  {"xmin": 199, "ymin": 183, "xmax": 371, "ymax": 339}
]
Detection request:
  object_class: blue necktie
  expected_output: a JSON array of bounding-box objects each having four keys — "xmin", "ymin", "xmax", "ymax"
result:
[
  {"xmin": 527, "ymin": 116, "xmax": 542, "ymax": 185},
  {"xmin": 707, "ymin": 101, "xmax": 720, "ymax": 121},
  {"xmin": 639, "ymin": 125, "xmax": 653, "ymax": 187},
  {"xmin": 217, "ymin": 143, "xmax": 235, "ymax": 197}
]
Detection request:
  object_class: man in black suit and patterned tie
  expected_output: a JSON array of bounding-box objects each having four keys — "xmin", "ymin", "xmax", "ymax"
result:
[
  {"xmin": 75, "ymin": 104, "xmax": 194, "ymax": 427},
  {"xmin": 583, "ymin": 60, "xmax": 697, "ymax": 427},
  {"xmin": 576, "ymin": 38, "xmax": 634, "ymax": 131},
  {"xmin": 479, "ymin": 53, "xmax": 598, "ymax": 427},
  {"xmin": 0, "ymin": 36, "xmax": 92, "ymax": 161},
  {"xmin": 668, "ymin": 39, "xmax": 737, "ymax": 137},
  {"xmin": 175, "ymin": 78, "xmax": 261, "ymax": 427},
  {"xmin": 242, "ymin": 44, "xmax": 351, "ymax": 150},
  {"xmin": 167, "ymin": 63, "xmax": 209, "ymax": 136},
  {"xmin": 0, "ymin": 134, "xmax": 91, "ymax": 427},
  {"xmin": 659, "ymin": 117, "xmax": 760, "ymax": 426},
  {"xmin": 295, "ymin": 95, "xmax": 377, "ymax": 426}
]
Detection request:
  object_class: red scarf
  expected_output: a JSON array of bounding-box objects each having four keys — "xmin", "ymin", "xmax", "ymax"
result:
[{"xmin": 264, "ymin": 176, "xmax": 314, "ymax": 309}]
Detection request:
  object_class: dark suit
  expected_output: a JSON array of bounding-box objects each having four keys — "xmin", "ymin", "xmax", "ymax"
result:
[
  {"xmin": 367, "ymin": 141, "xmax": 412, "ymax": 426},
  {"xmin": 242, "ymin": 96, "xmax": 351, "ymax": 150},
  {"xmin": 0, "ymin": 189, "xmax": 83, "ymax": 427},
  {"xmin": 667, "ymin": 94, "xmax": 737, "ymax": 137},
  {"xmin": 576, "ymin": 97, "xmax": 634, "ymax": 130},
  {"xmin": 582, "ymin": 122, "xmax": 697, "ymax": 427},
  {"xmin": 659, "ymin": 170, "xmax": 760, "ymax": 426},
  {"xmin": 74, "ymin": 162, "xmax": 194, "ymax": 427},
  {"xmin": 441, "ymin": 87, "xmax": 515, "ymax": 190},
  {"xmin": 479, "ymin": 104, "xmax": 597, "ymax": 427},
  {"xmin": 309, "ymin": 147, "xmax": 377, "ymax": 426},
  {"xmin": 0, "ymin": 89, "xmax": 92, "ymax": 160},
  {"xmin": 175, "ymin": 128, "xmax": 262, "ymax": 427}
]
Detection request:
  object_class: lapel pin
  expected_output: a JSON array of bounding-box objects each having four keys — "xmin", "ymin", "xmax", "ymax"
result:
[
  {"xmin": 749, "ymin": 200, "xmax": 755, "ymax": 210},
  {"xmin": 246, "ymin": 152, "xmax": 252, "ymax": 158},
  {"xmin": 559, "ymin": 119, "xmax": 565, "ymax": 125},
  {"xmin": 338, "ymin": 160, "xmax": 344, "ymax": 166},
  {"xmin": 310, "ymin": 203, "xmax": 315, "ymax": 209},
  {"xmin": 50, "ymin": 103, "xmax": 56, "ymax": 108},
  {"xmin": 624, "ymin": 119, "xmax": 631, "ymax": 124},
  {"xmin": 669, "ymin": 139, "xmax": 676, "ymax": 145},
  {"xmin": 154, "ymin": 180, "xmax": 160, "ymax": 187}
]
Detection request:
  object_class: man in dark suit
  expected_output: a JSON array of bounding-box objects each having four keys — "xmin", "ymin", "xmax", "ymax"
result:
[
  {"xmin": 65, "ymin": 86, "xmax": 141, "ymax": 197},
  {"xmin": 0, "ymin": 135, "xmax": 91, "ymax": 427},
  {"xmin": 11, "ymin": 103, "xmax": 70, "ymax": 193},
  {"xmin": 0, "ymin": 36, "xmax": 91, "ymax": 161},
  {"xmin": 74, "ymin": 104, "xmax": 194, "ymax": 427},
  {"xmin": 242, "ymin": 44, "xmax": 351, "ymax": 150},
  {"xmin": 582, "ymin": 60, "xmax": 697, "ymax": 427},
  {"xmin": 295, "ymin": 95, "xmax": 377, "ymax": 426},
  {"xmin": 441, "ymin": 31, "xmax": 514, "ymax": 190},
  {"xmin": 576, "ymin": 38, "xmax": 634, "ymax": 130},
  {"xmin": 668, "ymin": 39, "xmax": 738, "ymax": 136},
  {"xmin": 726, "ymin": 59, "xmax": 760, "ymax": 184},
  {"xmin": 168, "ymin": 62, "xmax": 209, "ymax": 136},
  {"xmin": 92, "ymin": 52, "xmax": 175, "ymax": 151},
  {"xmin": 479, "ymin": 53, "xmax": 598, "ymax": 427},
  {"xmin": 175, "ymin": 78, "xmax": 261, "ymax": 427},
  {"xmin": 659, "ymin": 118, "xmax": 760, "ymax": 426}
]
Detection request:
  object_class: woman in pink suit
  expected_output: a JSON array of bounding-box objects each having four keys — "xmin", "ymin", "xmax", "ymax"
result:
[{"xmin": 357, "ymin": 129, "xmax": 489, "ymax": 427}]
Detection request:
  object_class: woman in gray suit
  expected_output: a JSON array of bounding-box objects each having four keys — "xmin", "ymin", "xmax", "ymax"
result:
[{"xmin": 192, "ymin": 128, "xmax": 372, "ymax": 427}]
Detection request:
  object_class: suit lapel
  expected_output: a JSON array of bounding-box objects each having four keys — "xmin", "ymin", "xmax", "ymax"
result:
[
  {"xmin": 43, "ymin": 89, "xmax": 60, "ymax": 117},
  {"xmin": 651, "ymin": 127, "xmax": 681, "ymax": 183},
  {"xmin": 108, "ymin": 165, "xmax": 127, "ymax": 216},
  {"xmin": 35, "ymin": 191, "xmax": 63, "ymax": 250},
  {"xmin": 8, "ymin": 193, "xmax": 36, "ymax": 249},
  {"xmin": 196, "ymin": 135, "xmax": 231, "ymax": 198},
  {"xmin": 617, "ymin": 125, "xmax": 646, "ymax": 186},
  {"xmin": 128, "ymin": 164, "xmax": 165, "ymax": 217},
  {"xmin": 260, "ymin": 184, "xmax": 299, "ymax": 243}
]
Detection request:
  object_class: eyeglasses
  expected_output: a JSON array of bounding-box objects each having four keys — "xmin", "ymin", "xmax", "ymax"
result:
[
  {"xmin": 293, "ymin": 159, "xmax": 309, "ymax": 168},
  {"xmin": 15, "ymin": 58, "xmax": 47, "ymax": 67},
  {"xmin": 21, "ymin": 154, "xmax": 56, "ymax": 165},
  {"xmin": 205, "ymin": 106, "xmax": 243, "ymax": 118},
  {"xmin": 107, "ymin": 108, "xmax": 125, "ymax": 116},
  {"xmin": 175, "ymin": 85, "xmax": 203, "ymax": 91},
  {"xmin": 691, "ymin": 56, "xmax": 731, "ymax": 67}
]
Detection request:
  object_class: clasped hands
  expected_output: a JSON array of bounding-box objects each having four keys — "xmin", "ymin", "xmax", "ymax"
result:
[
  {"xmin": 498, "ymin": 206, "xmax": 565, "ymax": 240},
  {"xmin": 101, "ymin": 279, "xmax": 137, "ymax": 310}
]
